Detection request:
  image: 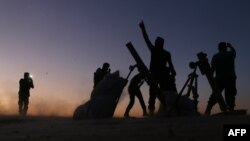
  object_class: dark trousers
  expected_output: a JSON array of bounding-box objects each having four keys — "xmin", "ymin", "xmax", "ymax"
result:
[
  {"xmin": 207, "ymin": 77, "xmax": 237, "ymax": 111},
  {"xmin": 18, "ymin": 94, "xmax": 30, "ymax": 115},
  {"xmin": 148, "ymin": 72, "xmax": 177, "ymax": 113},
  {"xmin": 125, "ymin": 88, "xmax": 147, "ymax": 115}
]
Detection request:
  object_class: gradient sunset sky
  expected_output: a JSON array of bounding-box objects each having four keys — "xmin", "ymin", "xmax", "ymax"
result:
[{"xmin": 0, "ymin": 0, "xmax": 249, "ymax": 117}]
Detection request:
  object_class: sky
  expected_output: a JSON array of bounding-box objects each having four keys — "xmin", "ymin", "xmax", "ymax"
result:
[{"xmin": 0, "ymin": 0, "xmax": 249, "ymax": 117}]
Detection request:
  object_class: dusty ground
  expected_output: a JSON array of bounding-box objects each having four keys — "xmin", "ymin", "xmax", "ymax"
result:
[{"xmin": 0, "ymin": 115, "xmax": 249, "ymax": 141}]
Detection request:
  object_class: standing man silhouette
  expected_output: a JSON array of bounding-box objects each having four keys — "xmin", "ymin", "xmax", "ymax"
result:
[
  {"xmin": 93, "ymin": 62, "xmax": 111, "ymax": 88},
  {"xmin": 139, "ymin": 21, "xmax": 176, "ymax": 115},
  {"xmin": 18, "ymin": 72, "xmax": 34, "ymax": 115},
  {"xmin": 205, "ymin": 42, "xmax": 237, "ymax": 115}
]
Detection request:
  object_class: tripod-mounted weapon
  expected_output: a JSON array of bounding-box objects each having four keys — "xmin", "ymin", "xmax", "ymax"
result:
[
  {"xmin": 172, "ymin": 52, "xmax": 228, "ymax": 115},
  {"xmin": 176, "ymin": 62, "xmax": 199, "ymax": 111}
]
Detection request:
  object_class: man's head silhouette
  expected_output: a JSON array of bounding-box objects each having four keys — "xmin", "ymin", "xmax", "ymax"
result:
[
  {"xmin": 24, "ymin": 72, "xmax": 30, "ymax": 79},
  {"xmin": 155, "ymin": 36, "xmax": 164, "ymax": 49},
  {"xmin": 102, "ymin": 63, "xmax": 110, "ymax": 71},
  {"xmin": 218, "ymin": 42, "xmax": 227, "ymax": 52}
]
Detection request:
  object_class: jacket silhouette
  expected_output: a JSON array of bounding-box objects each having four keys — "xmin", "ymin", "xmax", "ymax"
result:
[
  {"xmin": 139, "ymin": 21, "xmax": 176, "ymax": 115},
  {"xmin": 205, "ymin": 42, "xmax": 237, "ymax": 115},
  {"xmin": 94, "ymin": 63, "xmax": 110, "ymax": 88},
  {"xmin": 18, "ymin": 72, "xmax": 34, "ymax": 115}
]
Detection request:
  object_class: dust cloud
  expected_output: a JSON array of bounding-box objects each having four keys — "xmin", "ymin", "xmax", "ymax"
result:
[{"xmin": 0, "ymin": 89, "xmax": 86, "ymax": 117}]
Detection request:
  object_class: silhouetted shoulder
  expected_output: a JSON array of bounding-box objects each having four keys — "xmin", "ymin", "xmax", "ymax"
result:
[
  {"xmin": 19, "ymin": 78, "xmax": 24, "ymax": 83},
  {"xmin": 94, "ymin": 68, "xmax": 103, "ymax": 75},
  {"xmin": 164, "ymin": 49, "xmax": 171, "ymax": 56}
]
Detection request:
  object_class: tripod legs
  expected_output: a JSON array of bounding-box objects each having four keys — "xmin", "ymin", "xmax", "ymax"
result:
[{"xmin": 174, "ymin": 71, "xmax": 199, "ymax": 113}]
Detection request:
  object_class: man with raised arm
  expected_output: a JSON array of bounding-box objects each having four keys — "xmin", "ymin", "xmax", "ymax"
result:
[
  {"xmin": 139, "ymin": 21, "xmax": 176, "ymax": 115},
  {"xmin": 205, "ymin": 42, "xmax": 237, "ymax": 115}
]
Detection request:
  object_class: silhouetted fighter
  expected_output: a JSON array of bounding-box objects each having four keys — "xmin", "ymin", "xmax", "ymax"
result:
[
  {"xmin": 18, "ymin": 72, "xmax": 34, "ymax": 115},
  {"xmin": 124, "ymin": 72, "xmax": 148, "ymax": 117},
  {"xmin": 139, "ymin": 21, "xmax": 176, "ymax": 115},
  {"xmin": 94, "ymin": 62, "xmax": 111, "ymax": 88},
  {"xmin": 205, "ymin": 42, "xmax": 237, "ymax": 115}
]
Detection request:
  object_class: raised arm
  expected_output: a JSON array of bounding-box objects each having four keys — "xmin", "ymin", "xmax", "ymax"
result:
[
  {"xmin": 227, "ymin": 43, "xmax": 236, "ymax": 57},
  {"xmin": 139, "ymin": 21, "xmax": 154, "ymax": 51},
  {"xmin": 29, "ymin": 78, "xmax": 34, "ymax": 89}
]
